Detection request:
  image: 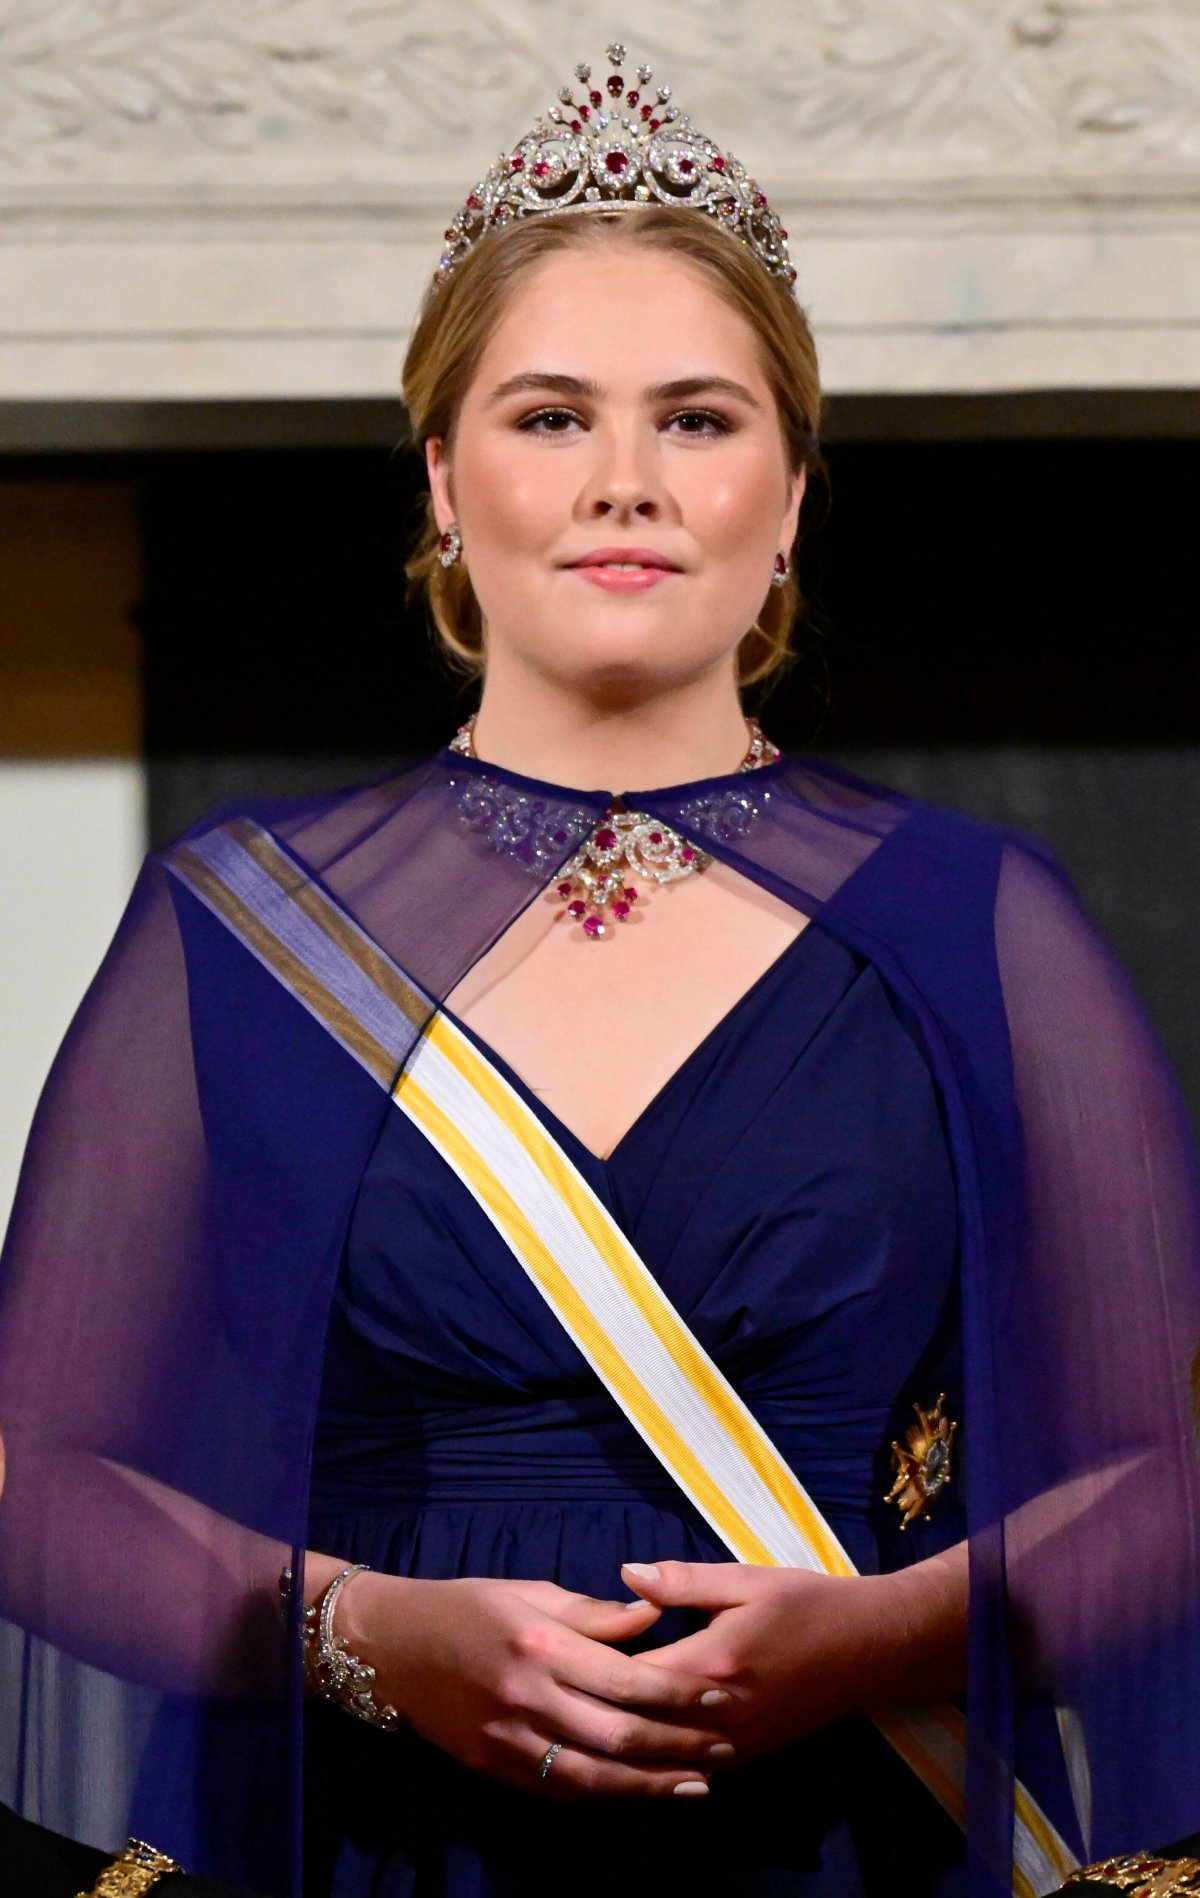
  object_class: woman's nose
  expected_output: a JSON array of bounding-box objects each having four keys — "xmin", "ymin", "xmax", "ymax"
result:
[
  {"xmin": 577, "ymin": 425, "xmax": 666, "ymax": 519},
  {"xmin": 591, "ymin": 486, "xmax": 659, "ymax": 520}
]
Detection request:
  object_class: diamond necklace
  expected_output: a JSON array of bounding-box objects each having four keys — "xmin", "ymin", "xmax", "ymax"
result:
[{"xmin": 448, "ymin": 714, "xmax": 780, "ymax": 939}]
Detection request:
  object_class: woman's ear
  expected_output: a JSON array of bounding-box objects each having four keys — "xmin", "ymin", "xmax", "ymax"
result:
[
  {"xmin": 784, "ymin": 465, "xmax": 807, "ymax": 548},
  {"xmin": 425, "ymin": 436, "xmax": 454, "ymax": 533}
]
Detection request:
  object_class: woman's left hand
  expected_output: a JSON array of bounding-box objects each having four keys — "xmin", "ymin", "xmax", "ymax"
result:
[{"xmin": 618, "ymin": 1552, "xmax": 967, "ymax": 1767}]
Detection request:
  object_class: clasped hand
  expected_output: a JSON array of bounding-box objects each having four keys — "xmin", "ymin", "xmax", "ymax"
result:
[
  {"xmin": 341, "ymin": 1554, "xmax": 963, "ymax": 1801},
  {"xmin": 618, "ymin": 1558, "xmax": 917, "ymax": 1768}
]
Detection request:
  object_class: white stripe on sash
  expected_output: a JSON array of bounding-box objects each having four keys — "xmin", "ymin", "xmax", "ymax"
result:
[{"xmin": 393, "ymin": 1007, "xmax": 1079, "ymax": 1898}]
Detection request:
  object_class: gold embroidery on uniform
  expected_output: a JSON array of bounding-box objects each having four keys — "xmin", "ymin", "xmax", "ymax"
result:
[
  {"xmin": 75, "ymin": 1837, "xmax": 182, "ymax": 1898},
  {"xmin": 1063, "ymin": 1850, "xmax": 1200, "ymax": 1894}
]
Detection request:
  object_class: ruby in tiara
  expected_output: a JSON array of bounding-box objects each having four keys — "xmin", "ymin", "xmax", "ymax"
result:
[{"xmin": 432, "ymin": 42, "xmax": 796, "ymax": 296}]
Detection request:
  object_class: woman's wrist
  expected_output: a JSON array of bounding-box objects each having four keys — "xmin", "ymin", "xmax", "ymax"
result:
[
  {"xmin": 327, "ymin": 1566, "xmax": 404, "ymax": 1662},
  {"xmin": 303, "ymin": 1551, "xmax": 354, "ymax": 1612},
  {"xmin": 300, "ymin": 1557, "xmax": 415, "ymax": 1726},
  {"xmin": 849, "ymin": 1548, "xmax": 968, "ymax": 1711}
]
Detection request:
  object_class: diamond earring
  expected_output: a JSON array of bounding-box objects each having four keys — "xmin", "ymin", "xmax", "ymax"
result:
[
  {"xmin": 771, "ymin": 552, "xmax": 789, "ymax": 588},
  {"xmin": 438, "ymin": 523, "xmax": 462, "ymax": 568}
]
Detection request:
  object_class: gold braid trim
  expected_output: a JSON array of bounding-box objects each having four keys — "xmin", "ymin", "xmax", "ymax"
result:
[
  {"xmin": 1063, "ymin": 1851, "xmax": 1200, "ymax": 1895},
  {"xmin": 75, "ymin": 1838, "xmax": 182, "ymax": 1898}
]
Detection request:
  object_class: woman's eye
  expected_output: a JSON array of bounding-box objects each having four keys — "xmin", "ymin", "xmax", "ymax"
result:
[
  {"xmin": 514, "ymin": 406, "xmax": 734, "ymax": 438},
  {"xmin": 665, "ymin": 408, "xmax": 732, "ymax": 437},
  {"xmin": 517, "ymin": 407, "xmax": 580, "ymax": 434}
]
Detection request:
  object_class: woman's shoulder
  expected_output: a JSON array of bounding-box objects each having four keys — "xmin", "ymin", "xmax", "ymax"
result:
[
  {"xmin": 151, "ymin": 754, "xmax": 440, "ymax": 864},
  {"xmin": 782, "ymin": 750, "xmax": 1067, "ymax": 887}
]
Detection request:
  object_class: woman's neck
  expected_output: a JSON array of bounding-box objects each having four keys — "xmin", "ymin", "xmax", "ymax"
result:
[{"xmin": 464, "ymin": 664, "xmax": 755, "ymax": 795}]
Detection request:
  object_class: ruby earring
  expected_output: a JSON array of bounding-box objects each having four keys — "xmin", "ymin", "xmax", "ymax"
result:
[
  {"xmin": 771, "ymin": 552, "xmax": 789, "ymax": 588},
  {"xmin": 438, "ymin": 523, "xmax": 462, "ymax": 568}
]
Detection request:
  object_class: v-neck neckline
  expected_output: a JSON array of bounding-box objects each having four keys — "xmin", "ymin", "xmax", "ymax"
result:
[{"xmin": 433, "ymin": 918, "xmax": 824, "ymax": 1174}]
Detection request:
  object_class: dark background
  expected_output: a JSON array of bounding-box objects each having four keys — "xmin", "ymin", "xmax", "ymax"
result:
[
  {"xmin": 128, "ymin": 429, "xmax": 1198, "ymax": 766},
  {"xmin": 4, "ymin": 412, "xmax": 1196, "ymax": 1119}
]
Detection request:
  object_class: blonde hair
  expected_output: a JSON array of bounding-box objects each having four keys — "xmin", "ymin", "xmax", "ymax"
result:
[{"xmin": 400, "ymin": 205, "xmax": 827, "ymax": 690}]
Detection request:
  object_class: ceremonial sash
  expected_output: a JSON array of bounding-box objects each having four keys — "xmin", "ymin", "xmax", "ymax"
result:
[{"xmin": 167, "ymin": 818, "xmax": 1080, "ymax": 1898}]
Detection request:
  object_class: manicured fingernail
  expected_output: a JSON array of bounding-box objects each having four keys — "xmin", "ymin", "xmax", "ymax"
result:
[
  {"xmin": 621, "ymin": 1562, "xmax": 660, "ymax": 1579},
  {"xmin": 709, "ymin": 1742, "xmax": 735, "ymax": 1758},
  {"xmin": 623, "ymin": 1597, "xmax": 651, "ymax": 1609},
  {"xmin": 699, "ymin": 1689, "xmax": 730, "ymax": 1706},
  {"xmin": 673, "ymin": 1780, "xmax": 709, "ymax": 1797}
]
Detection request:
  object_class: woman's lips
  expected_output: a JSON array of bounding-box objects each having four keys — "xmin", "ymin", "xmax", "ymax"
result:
[{"xmin": 568, "ymin": 565, "xmax": 679, "ymax": 594}]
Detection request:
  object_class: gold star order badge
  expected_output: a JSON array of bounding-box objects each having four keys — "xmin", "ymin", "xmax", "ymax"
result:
[{"xmin": 885, "ymin": 1393, "xmax": 957, "ymax": 1528}]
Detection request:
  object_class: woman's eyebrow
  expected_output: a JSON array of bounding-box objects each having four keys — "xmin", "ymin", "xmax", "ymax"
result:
[
  {"xmin": 484, "ymin": 371, "xmax": 762, "ymax": 409},
  {"xmin": 651, "ymin": 375, "xmax": 762, "ymax": 408}
]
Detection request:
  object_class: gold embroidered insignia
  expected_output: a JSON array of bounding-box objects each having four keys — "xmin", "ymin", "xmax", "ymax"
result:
[
  {"xmin": 1063, "ymin": 1850, "xmax": 1200, "ymax": 1894},
  {"xmin": 885, "ymin": 1393, "xmax": 957, "ymax": 1528}
]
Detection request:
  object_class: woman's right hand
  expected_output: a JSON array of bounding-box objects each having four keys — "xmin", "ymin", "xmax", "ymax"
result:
[{"xmin": 334, "ymin": 1570, "xmax": 736, "ymax": 1799}]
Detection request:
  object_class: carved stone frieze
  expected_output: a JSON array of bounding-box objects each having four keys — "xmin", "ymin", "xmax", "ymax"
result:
[
  {"xmin": 0, "ymin": 0, "xmax": 1197, "ymax": 195},
  {"xmin": 0, "ymin": 2, "xmax": 1197, "ymax": 406}
]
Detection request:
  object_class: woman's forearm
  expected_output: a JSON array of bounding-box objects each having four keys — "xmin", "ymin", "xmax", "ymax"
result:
[
  {"xmin": 852, "ymin": 1543, "xmax": 969, "ymax": 1711},
  {"xmin": 0, "ymin": 1438, "xmax": 287, "ymax": 1696}
]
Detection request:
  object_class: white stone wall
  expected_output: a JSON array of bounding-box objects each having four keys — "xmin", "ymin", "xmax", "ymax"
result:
[
  {"xmin": 0, "ymin": 1, "xmax": 1198, "ymax": 402},
  {"xmin": 0, "ymin": 764, "xmax": 146, "ymax": 1233}
]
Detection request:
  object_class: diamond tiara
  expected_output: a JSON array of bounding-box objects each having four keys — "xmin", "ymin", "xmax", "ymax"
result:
[{"xmin": 433, "ymin": 42, "xmax": 796, "ymax": 296}]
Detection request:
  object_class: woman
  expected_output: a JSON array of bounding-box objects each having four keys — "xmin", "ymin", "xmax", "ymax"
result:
[{"xmin": 1, "ymin": 44, "xmax": 1198, "ymax": 1898}]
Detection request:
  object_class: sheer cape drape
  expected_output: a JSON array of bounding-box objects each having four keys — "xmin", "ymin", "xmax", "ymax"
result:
[{"xmin": 0, "ymin": 748, "xmax": 1196, "ymax": 1897}]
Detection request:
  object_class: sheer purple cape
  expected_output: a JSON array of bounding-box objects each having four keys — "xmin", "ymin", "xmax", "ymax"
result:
[{"xmin": 1, "ymin": 747, "xmax": 1197, "ymax": 1896}]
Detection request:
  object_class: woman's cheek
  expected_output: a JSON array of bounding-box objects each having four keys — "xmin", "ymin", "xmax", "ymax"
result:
[
  {"xmin": 683, "ymin": 461, "xmax": 780, "ymax": 556},
  {"xmin": 479, "ymin": 464, "xmax": 564, "ymax": 554}
]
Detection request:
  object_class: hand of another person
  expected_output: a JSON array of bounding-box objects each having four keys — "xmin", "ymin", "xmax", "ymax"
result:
[
  {"xmin": 619, "ymin": 1554, "xmax": 967, "ymax": 1766},
  {"xmin": 334, "ymin": 1569, "xmax": 739, "ymax": 1799}
]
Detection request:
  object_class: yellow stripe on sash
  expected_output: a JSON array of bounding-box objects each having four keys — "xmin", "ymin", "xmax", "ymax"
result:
[
  {"xmin": 395, "ymin": 1070, "xmax": 782, "ymax": 1568},
  {"xmin": 872, "ymin": 1699, "xmax": 1071, "ymax": 1898},
  {"xmin": 874, "ymin": 1706, "xmax": 969, "ymax": 1829},
  {"xmin": 420, "ymin": 1013, "xmax": 853, "ymax": 1579},
  {"xmin": 1017, "ymin": 1782, "xmax": 1079, "ymax": 1893},
  {"xmin": 393, "ymin": 1007, "xmax": 1078, "ymax": 1897}
]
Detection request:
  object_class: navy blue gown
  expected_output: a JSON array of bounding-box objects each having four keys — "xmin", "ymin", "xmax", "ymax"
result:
[{"xmin": 304, "ymin": 918, "xmax": 969, "ymax": 1896}]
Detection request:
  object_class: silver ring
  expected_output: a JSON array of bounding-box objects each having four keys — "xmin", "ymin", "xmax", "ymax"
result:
[{"xmin": 538, "ymin": 1740, "xmax": 564, "ymax": 1781}]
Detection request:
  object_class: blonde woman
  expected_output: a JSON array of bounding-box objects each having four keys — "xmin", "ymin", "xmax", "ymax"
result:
[{"xmin": 1, "ymin": 45, "xmax": 1197, "ymax": 1898}]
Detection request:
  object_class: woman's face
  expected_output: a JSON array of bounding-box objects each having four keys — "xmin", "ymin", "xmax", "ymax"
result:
[{"xmin": 425, "ymin": 243, "xmax": 806, "ymax": 699}]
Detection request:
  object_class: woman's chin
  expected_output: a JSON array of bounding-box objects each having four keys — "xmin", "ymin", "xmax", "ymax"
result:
[{"xmin": 549, "ymin": 618, "xmax": 730, "ymax": 684}]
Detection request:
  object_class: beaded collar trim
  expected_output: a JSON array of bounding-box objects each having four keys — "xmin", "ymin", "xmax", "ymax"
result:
[
  {"xmin": 447, "ymin": 716, "xmax": 780, "ymax": 939},
  {"xmin": 433, "ymin": 42, "xmax": 796, "ymax": 297}
]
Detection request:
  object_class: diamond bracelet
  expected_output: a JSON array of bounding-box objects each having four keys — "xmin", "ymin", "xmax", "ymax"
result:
[{"xmin": 282, "ymin": 1562, "xmax": 403, "ymax": 1731}]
